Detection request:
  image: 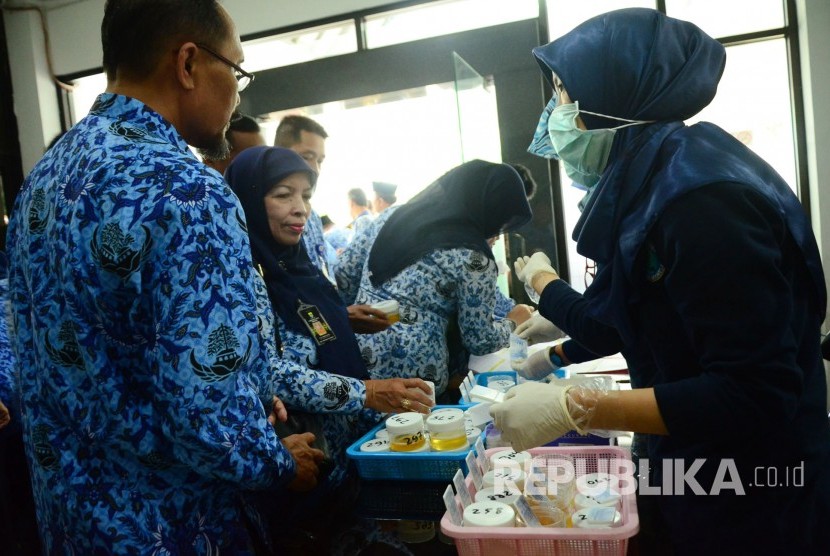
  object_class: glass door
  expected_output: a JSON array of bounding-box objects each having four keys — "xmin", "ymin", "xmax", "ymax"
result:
[
  {"xmin": 452, "ymin": 52, "xmax": 510, "ymax": 297},
  {"xmin": 452, "ymin": 52, "xmax": 501, "ymax": 164}
]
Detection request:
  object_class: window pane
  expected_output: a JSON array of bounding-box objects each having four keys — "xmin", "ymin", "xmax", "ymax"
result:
[
  {"xmin": 242, "ymin": 21, "xmax": 357, "ymax": 73},
  {"xmin": 688, "ymin": 38, "xmax": 797, "ymax": 193},
  {"xmin": 69, "ymin": 73, "xmax": 107, "ymax": 123},
  {"xmin": 546, "ymin": 0, "xmax": 655, "ymax": 42},
  {"xmin": 665, "ymin": 0, "xmax": 784, "ymax": 39},
  {"xmin": 364, "ymin": 0, "xmax": 538, "ymax": 49}
]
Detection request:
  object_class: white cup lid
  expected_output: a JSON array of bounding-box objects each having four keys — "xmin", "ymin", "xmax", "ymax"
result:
[
  {"xmin": 490, "ymin": 450, "xmax": 531, "ymax": 469},
  {"xmin": 474, "ymin": 487, "xmax": 521, "ymax": 505},
  {"xmin": 463, "ymin": 501, "xmax": 516, "ymax": 527},
  {"xmin": 385, "ymin": 412, "xmax": 424, "ymax": 434},
  {"xmin": 483, "ymin": 468, "xmax": 524, "ymax": 490},
  {"xmin": 576, "ymin": 473, "xmax": 618, "ymax": 495},
  {"xmin": 371, "ymin": 300, "xmax": 399, "ymax": 313},
  {"xmin": 571, "ymin": 507, "xmax": 621, "ymax": 528},
  {"xmin": 426, "ymin": 408, "xmax": 464, "ymax": 432},
  {"xmin": 360, "ymin": 438, "xmax": 390, "ymax": 452}
]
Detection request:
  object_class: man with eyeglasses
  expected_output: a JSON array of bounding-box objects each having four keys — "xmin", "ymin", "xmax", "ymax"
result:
[{"xmin": 5, "ymin": 1, "xmax": 325, "ymax": 553}]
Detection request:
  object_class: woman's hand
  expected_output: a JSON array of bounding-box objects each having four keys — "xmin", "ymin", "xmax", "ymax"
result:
[
  {"xmin": 514, "ymin": 253, "xmax": 560, "ymax": 294},
  {"xmin": 0, "ymin": 399, "xmax": 9, "ymax": 429},
  {"xmin": 348, "ymin": 305, "xmax": 391, "ymax": 334},
  {"xmin": 364, "ymin": 378, "xmax": 434, "ymax": 414}
]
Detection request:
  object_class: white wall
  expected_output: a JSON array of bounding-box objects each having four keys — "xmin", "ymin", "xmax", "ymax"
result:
[
  {"xmin": 46, "ymin": 0, "xmax": 395, "ymax": 76},
  {"xmin": 4, "ymin": 0, "xmax": 393, "ymax": 170}
]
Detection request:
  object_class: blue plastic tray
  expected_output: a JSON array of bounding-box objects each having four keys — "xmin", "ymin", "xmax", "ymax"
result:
[{"xmin": 346, "ymin": 405, "xmax": 480, "ymax": 482}]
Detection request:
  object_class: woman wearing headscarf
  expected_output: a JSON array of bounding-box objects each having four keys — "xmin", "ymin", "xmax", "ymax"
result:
[
  {"xmin": 337, "ymin": 160, "xmax": 534, "ymax": 398},
  {"xmin": 491, "ymin": 8, "xmax": 830, "ymax": 553},
  {"xmin": 225, "ymin": 146, "xmax": 432, "ymax": 549}
]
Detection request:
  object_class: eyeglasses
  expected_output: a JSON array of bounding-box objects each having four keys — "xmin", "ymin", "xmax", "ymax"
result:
[
  {"xmin": 195, "ymin": 43, "xmax": 255, "ymax": 92},
  {"xmin": 584, "ymin": 259, "xmax": 596, "ymax": 289}
]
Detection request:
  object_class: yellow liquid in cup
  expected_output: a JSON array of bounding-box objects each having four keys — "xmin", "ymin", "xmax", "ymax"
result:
[
  {"xmin": 390, "ymin": 431, "xmax": 426, "ymax": 452},
  {"xmin": 429, "ymin": 432, "xmax": 468, "ymax": 452},
  {"xmin": 385, "ymin": 312, "xmax": 400, "ymax": 324}
]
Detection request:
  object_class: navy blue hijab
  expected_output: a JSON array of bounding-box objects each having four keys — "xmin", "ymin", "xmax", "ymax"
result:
[
  {"xmin": 367, "ymin": 160, "xmax": 532, "ymax": 285},
  {"xmin": 226, "ymin": 146, "xmax": 367, "ymax": 378},
  {"xmin": 532, "ymin": 8, "xmax": 825, "ymax": 340}
]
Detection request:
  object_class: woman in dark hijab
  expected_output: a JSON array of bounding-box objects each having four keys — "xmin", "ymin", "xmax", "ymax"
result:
[
  {"xmin": 225, "ymin": 147, "xmax": 432, "ymax": 547},
  {"xmin": 491, "ymin": 8, "xmax": 830, "ymax": 554},
  {"xmin": 336, "ymin": 160, "xmax": 533, "ymax": 398}
]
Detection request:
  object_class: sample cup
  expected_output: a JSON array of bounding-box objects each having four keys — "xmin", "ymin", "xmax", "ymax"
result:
[
  {"xmin": 371, "ymin": 300, "xmax": 400, "ymax": 323},
  {"xmin": 386, "ymin": 412, "xmax": 426, "ymax": 452},
  {"xmin": 426, "ymin": 408, "xmax": 468, "ymax": 452}
]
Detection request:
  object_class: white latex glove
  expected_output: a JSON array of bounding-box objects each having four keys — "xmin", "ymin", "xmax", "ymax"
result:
[
  {"xmin": 515, "ymin": 312, "xmax": 565, "ymax": 345},
  {"xmin": 513, "ymin": 252, "xmax": 555, "ymax": 287},
  {"xmin": 516, "ymin": 346, "xmax": 560, "ymax": 380},
  {"xmin": 489, "ymin": 381, "xmax": 580, "ymax": 452}
]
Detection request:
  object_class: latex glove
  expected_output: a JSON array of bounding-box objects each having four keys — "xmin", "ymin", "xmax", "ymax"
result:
[
  {"xmin": 515, "ymin": 312, "xmax": 565, "ymax": 345},
  {"xmin": 513, "ymin": 252, "xmax": 556, "ymax": 287},
  {"xmin": 489, "ymin": 381, "xmax": 580, "ymax": 452},
  {"xmin": 516, "ymin": 346, "xmax": 561, "ymax": 380}
]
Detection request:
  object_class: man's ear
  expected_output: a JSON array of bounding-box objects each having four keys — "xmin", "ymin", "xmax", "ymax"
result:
[{"xmin": 175, "ymin": 42, "xmax": 199, "ymax": 91}]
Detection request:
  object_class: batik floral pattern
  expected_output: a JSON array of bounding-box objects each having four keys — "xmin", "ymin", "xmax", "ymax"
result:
[
  {"xmin": 7, "ymin": 94, "xmax": 297, "ymax": 555},
  {"xmin": 337, "ymin": 208, "xmax": 513, "ymax": 395}
]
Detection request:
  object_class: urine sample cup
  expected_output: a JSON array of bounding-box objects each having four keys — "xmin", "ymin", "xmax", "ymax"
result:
[
  {"xmin": 463, "ymin": 501, "xmax": 516, "ymax": 527},
  {"xmin": 371, "ymin": 300, "xmax": 400, "ymax": 323},
  {"xmin": 426, "ymin": 408, "xmax": 468, "ymax": 452},
  {"xmin": 386, "ymin": 412, "xmax": 426, "ymax": 452}
]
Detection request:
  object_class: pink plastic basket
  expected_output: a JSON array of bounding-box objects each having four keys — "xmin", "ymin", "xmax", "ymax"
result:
[{"xmin": 440, "ymin": 446, "xmax": 639, "ymax": 556}]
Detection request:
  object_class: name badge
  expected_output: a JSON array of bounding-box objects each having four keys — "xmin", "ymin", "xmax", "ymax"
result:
[{"xmin": 297, "ymin": 301, "xmax": 336, "ymax": 345}]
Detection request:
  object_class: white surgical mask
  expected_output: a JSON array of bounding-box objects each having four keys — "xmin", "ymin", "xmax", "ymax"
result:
[{"xmin": 528, "ymin": 99, "xmax": 653, "ymax": 188}]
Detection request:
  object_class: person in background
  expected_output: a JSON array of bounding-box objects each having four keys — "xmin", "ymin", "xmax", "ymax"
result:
[
  {"xmin": 317, "ymin": 214, "xmax": 340, "ymax": 267},
  {"xmin": 274, "ymin": 115, "xmax": 331, "ymax": 277},
  {"xmin": 5, "ymin": 1, "xmax": 324, "ymax": 552},
  {"xmin": 322, "ymin": 214, "xmax": 351, "ymax": 255},
  {"xmin": 225, "ymin": 146, "xmax": 433, "ymax": 551},
  {"xmin": 202, "ymin": 112, "xmax": 265, "ymax": 175},
  {"xmin": 445, "ymin": 162, "xmax": 540, "ymax": 387},
  {"xmin": 275, "ymin": 116, "xmax": 388, "ymax": 334},
  {"xmin": 491, "ymin": 8, "xmax": 830, "ymax": 554},
  {"xmin": 338, "ymin": 160, "xmax": 534, "ymax": 399},
  {"xmin": 371, "ymin": 181, "xmax": 397, "ymax": 214},
  {"xmin": 346, "ymin": 187, "xmax": 373, "ymax": 236}
]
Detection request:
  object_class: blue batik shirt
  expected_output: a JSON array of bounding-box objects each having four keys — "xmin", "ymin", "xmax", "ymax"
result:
[
  {"xmin": 0, "ymin": 258, "xmax": 14, "ymax": 408},
  {"xmin": 6, "ymin": 93, "xmax": 297, "ymax": 555},
  {"xmin": 269, "ymin": 311, "xmax": 379, "ymax": 487},
  {"xmin": 337, "ymin": 207, "xmax": 513, "ymax": 394}
]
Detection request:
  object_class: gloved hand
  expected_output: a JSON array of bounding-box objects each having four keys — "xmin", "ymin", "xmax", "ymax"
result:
[
  {"xmin": 513, "ymin": 252, "xmax": 557, "ymax": 288},
  {"xmin": 516, "ymin": 346, "xmax": 560, "ymax": 380},
  {"xmin": 489, "ymin": 381, "xmax": 580, "ymax": 452},
  {"xmin": 515, "ymin": 312, "xmax": 565, "ymax": 345}
]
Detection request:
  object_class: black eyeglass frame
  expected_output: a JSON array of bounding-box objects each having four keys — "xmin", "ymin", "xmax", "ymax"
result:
[{"xmin": 195, "ymin": 42, "xmax": 255, "ymax": 91}]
